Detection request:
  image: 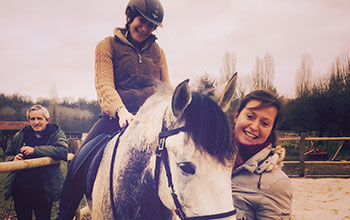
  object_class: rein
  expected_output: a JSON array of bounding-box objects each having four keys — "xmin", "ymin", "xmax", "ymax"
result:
[
  {"xmin": 109, "ymin": 126, "xmax": 128, "ymax": 219},
  {"xmin": 154, "ymin": 120, "xmax": 237, "ymax": 220}
]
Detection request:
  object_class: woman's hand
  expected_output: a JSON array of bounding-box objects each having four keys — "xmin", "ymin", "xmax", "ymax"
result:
[{"xmin": 117, "ymin": 107, "xmax": 134, "ymax": 128}]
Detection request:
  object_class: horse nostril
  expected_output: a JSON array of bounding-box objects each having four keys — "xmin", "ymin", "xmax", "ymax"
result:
[{"xmin": 178, "ymin": 162, "xmax": 196, "ymax": 175}]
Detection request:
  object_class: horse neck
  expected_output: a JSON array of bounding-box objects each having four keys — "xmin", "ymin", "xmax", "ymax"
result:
[{"xmin": 115, "ymin": 166, "xmax": 173, "ymax": 220}]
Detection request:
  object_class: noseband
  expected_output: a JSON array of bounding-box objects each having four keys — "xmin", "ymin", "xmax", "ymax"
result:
[{"xmin": 154, "ymin": 120, "xmax": 236, "ymax": 220}]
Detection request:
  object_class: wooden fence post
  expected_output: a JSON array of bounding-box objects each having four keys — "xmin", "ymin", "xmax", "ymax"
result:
[
  {"xmin": 67, "ymin": 138, "xmax": 82, "ymax": 220},
  {"xmin": 67, "ymin": 138, "xmax": 80, "ymax": 155},
  {"xmin": 299, "ymin": 133, "xmax": 306, "ymax": 177}
]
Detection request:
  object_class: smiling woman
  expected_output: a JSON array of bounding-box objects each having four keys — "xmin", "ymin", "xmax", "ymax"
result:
[
  {"xmin": 231, "ymin": 90, "xmax": 293, "ymax": 220},
  {"xmin": 233, "ymin": 99, "xmax": 277, "ymax": 146},
  {"xmin": 55, "ymin": 0, "xmax": 171, "ymax": 219}
]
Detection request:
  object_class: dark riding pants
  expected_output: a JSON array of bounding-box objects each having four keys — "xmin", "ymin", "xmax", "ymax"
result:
[
  {"xmin": 56, "ymin": 115, "xmax": 120, "ymax": 220},
  {"xmin": 13, "ymin": 187, "xmax": 52, "ymax": 220}
]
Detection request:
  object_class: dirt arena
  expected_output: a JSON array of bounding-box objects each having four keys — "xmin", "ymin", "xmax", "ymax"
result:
[{"xmin": 291, "ymin": 178, "xmax": 350, "ymax": 220}]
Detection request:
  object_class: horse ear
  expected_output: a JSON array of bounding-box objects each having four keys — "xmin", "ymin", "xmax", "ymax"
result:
[
  {"xmin": 217, "ymin": 72, "xmax": 237, "ymax": 112},
  {"xmin": 172, "ymin": 79, "xmax": 192, "ymax": 118}
]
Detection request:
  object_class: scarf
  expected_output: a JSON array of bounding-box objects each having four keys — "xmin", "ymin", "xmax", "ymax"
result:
[{"xmin": 233, "ymin": 131, "xmax": 272, "ymax": 169}]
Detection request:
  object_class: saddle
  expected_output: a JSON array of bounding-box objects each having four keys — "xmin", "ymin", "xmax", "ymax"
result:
[{"xmin": 70, "ymin": 130, "xmax": 122, "ymax": 200}]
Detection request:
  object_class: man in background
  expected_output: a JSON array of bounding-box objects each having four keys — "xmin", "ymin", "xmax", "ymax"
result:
[{"xmin": 4, "ymin": 104, "xmax": 68, "ymax": 220}]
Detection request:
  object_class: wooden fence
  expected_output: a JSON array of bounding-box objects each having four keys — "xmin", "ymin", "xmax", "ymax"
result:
[
  {"xmin": 2, "ymin": 136, "xmax": 348, "ymax": 174},
  {"xmin": 0, "ymin": 153, "xmax": 74, "ymax": 173},
  {"xmin": 279, "ymin": 136, "xmax": 350, "ymax": 177}
]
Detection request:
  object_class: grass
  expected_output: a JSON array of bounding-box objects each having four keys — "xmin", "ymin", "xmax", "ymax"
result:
[
  {"xmin": 0, "ymin": 148, "xmax": 17, "ymax": 219},
  {"xmin": 0, "ymin": 171, "xmax": 16, "ymax": 219}
]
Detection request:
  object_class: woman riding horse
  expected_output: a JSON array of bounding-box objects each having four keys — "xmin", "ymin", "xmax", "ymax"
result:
[{"xmin": 56, "ymin": 0, "xmax": 169, "ymax": 219}]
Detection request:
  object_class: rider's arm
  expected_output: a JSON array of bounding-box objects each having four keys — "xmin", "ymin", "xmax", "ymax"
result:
[{"xmin": 95, "ymin": 37, "xmax": 125, "ymax": 118}]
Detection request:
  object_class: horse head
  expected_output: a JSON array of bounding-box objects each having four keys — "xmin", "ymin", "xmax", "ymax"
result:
[{"xmin": 155, "ymin": 73, "xmax": 237, "ymax": 219}]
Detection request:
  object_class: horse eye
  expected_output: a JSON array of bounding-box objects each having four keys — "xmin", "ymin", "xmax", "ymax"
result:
[{"xmin": 178, "ymin": 162, "xmax": 196, "ymax": 175}]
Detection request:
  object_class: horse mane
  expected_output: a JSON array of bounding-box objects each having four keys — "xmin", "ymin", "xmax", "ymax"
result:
[
  {"xmin": 182, "ymin": 92, "xmax": 235, "ymax": 164},
  {"xmin": 133, "ymin": 83, "xmax": 235, "ymax": 164}
]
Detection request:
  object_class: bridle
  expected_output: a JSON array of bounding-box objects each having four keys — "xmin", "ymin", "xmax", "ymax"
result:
[
  {"xmin": 153, "ymin": 119, "xmax": 237, "ymax": 220},
  {"xmin": 109, "ymin": 118, "xmax": 236, "ymax": 220}
]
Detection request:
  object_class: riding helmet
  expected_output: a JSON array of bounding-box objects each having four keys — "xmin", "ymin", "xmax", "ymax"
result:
[{"xmin": 126, "ymin": 0, "xmax": 164, "ymax": 27}]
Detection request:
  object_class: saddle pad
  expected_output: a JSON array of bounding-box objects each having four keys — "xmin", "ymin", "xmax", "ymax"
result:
[
  {"xmin": 85, "ymin": 132, "xmax": 121, "ymax": 199},
  {"xmin": 70, "ymin": 133, "xmax": 112, "ymax": 178}
]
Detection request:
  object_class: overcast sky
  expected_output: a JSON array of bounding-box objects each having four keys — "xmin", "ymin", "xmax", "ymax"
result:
[{"xmin": 1, "ymin": 0, "xmax": 349, "ymax": 101}]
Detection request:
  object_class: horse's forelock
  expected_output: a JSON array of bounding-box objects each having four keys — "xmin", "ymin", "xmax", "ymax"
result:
[
  {"xmin": 183, "ymin": 92, "xmax": 235, "ymax": 164},
  {"xmin": 137, "ymin": 84, "xmax": 235, "ymax": 164}
]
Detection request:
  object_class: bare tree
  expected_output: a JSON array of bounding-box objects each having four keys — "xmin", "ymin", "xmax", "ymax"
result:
[
  {"xmin": 252, "ymin": 52, "xmax": 276, "ymax": 93},
  {"xmin": 218, "ymin": 51, "xmax": 240, "ymax": 99},
  {"xmin": 220, "ymin": 50, "xmax": 236, "ymax": 82},
  {"xmin": 253, "ymin": 56, "xmax": 263, "ymax": 89},
  {"xmin": 263, "ymin": 52, "xmax": 275, "ymax": 88},
  {"xmin": 236, "ymin": 73, "xmax": 253, "ymax": 99},
  {"xmin": 295, "ymin": 54, "xmax": 313, "ymax": 97},
  {"xmin": 49, "ymin": 84, "xmax": 59, "ymax": 124}
]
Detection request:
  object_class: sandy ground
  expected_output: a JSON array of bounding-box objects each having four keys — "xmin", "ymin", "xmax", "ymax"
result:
[
  {"xmin": 70, "ymin": 178, "xmax": 350, "ymax": 220},
  {"xmin": 291, "ymin": 178, "xmax": 350, "ymax": 220},
  {"xmin": 2, "ymin": 177, "xmax": 349, "ymax": 219}
]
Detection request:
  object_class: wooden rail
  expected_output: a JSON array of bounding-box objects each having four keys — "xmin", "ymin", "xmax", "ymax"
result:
[
  {"xmin": 279, "ymin": 137, "xmax": 350, "ymax": 141},
  {"xmin": 0, "ymin": 153, "xmax": 74, "ymax": 173},
  {"xmin": 283, "ymin": 161, "xmax": 350, "ymax": 178},
  {"xmin": 1, "ymin": 136, "xmax": 348, "ymax": 173},
  {"xmin": 278, "ymin": 135, "xmax": 350, "ymax": 177}
]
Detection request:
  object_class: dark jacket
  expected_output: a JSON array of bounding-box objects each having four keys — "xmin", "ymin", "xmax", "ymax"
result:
[{"xmin": 4, "ymin": 124, "xmax": 68, "ymax": 202}]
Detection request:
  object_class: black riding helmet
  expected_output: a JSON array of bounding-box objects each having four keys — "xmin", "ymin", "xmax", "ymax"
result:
[{"xmin": 125, "ymin": 0, "xmax": 164, "ymax": 27}]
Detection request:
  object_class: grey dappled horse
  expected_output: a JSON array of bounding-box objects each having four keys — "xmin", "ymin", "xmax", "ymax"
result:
[{"xmin": 89, "ymin": 75, "xmax": 238, "ymax": 220}]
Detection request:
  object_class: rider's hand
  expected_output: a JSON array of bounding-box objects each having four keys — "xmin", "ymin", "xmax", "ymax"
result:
[{"xmin": 117, "ymin": 107, "xmax": 134, "ymax": 128}]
